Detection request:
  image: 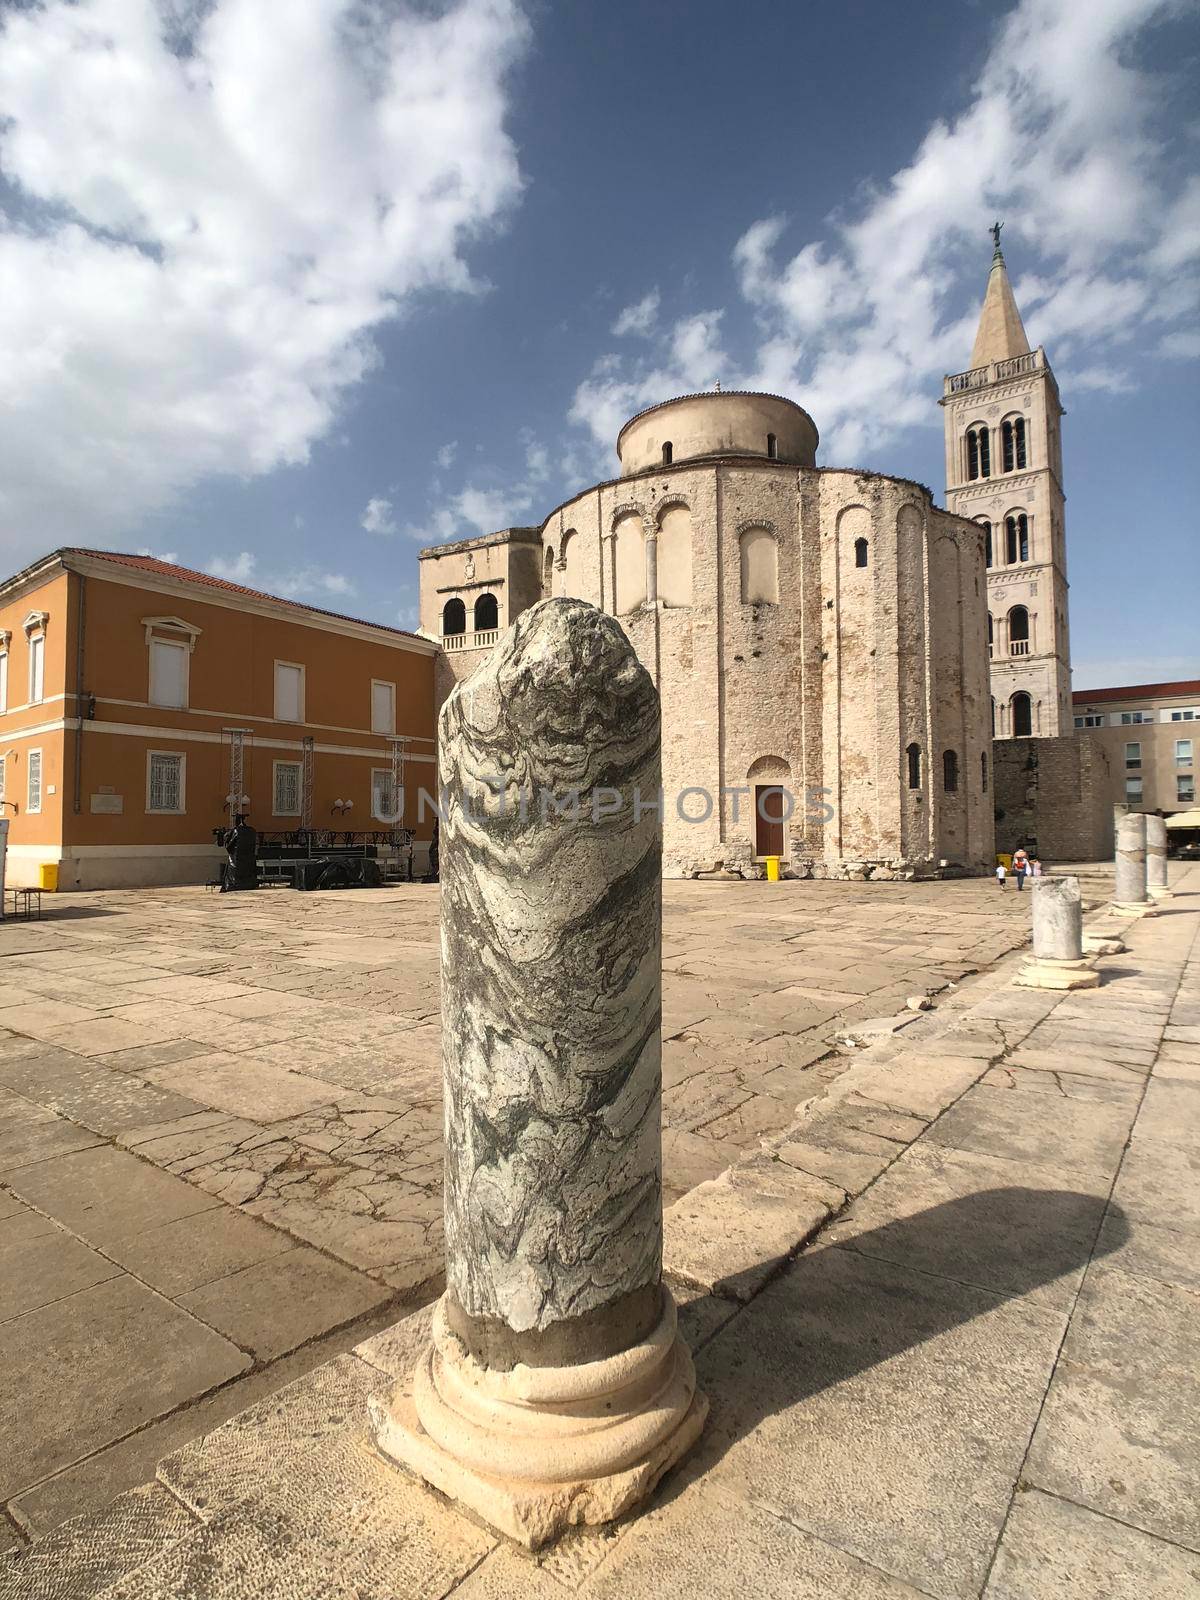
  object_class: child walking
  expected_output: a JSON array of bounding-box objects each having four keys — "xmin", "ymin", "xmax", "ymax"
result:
[{"xmin": 996, "ymin": 860, "xmax": 1007, "ymax": 890}]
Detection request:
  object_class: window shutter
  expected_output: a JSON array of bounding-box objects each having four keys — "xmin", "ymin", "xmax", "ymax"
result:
[
  {"xmin": 371, "ymin": 681, "xmax": 395, "ymax": 735},
  {"xmin": 275, "ymin": 664, "xmax": 302, "ymax": 722},
  {"xmin": 149, "ymin": 753, "xmax": 182, "ymax": 812},
  {"xmin": 27, "ymin": 750, "xmax": 42, "ymax": 811},
  {"xmin": 149, "ymin": 640, "xmax": 187, "ymax": 708}
]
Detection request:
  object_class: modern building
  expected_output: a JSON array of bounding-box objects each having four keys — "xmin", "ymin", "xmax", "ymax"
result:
[
  {"xmin": 941, "ymin": 229, "xmax": 1073, "ymax": 738},
  {"xmin": 420, "ymin": 389, "xmax": 995, "ymax": 880},
  {"xmin": 0, "ymin": 549, "xmax": 437, "ymax": 888},
  {"xmin": 1072, "ymin": 679, "xmax": 1200, "ymax": 814}
]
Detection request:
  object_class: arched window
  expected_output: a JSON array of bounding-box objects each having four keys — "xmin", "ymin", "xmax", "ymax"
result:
[
  {"xmin": 981, "ymin": 751, "xmax": 988, "ymax": 793},
  {"xmin": 1008, "ymin": 605, "xmax": 1029, "ymax": 655},
  {"xmin": 441, "ymin": 598, "xmax": 466, "ymax": 637},
  {"xmin": 1012, "ymin": 691, "xmax": 1032, "ymax": 737},
  {"xmin": 662, "ymin": 441, "xmax": 672, "ymax": 466},
  {"xmin": 982, "ymin": 519, "xmax": 993, "ymax": 568},
  {"xmin": 473, "ymin": 593, "xmax": 498, "ymax": 632},
  {"xmin": 739, "ymin": 526, "xmax": 778, "ymax": 604},
  {"xmin": 967, "ymin": 429, "xmax": 979, "ymax": 481},
  {"xmin": 1005, "ymin": 513, "xmax": 1029, "ymax": 563},
  {"xmin": 854, "ymin": 537, "xmax": 869, "ymax": 569},
  {"xmin": 766, "ymin": 432, "xmax": 778, "ymax": 460},
  {"xmin": 906, "ymin": 743, "xmax": 921, "ymax": 790},
  {"xmin": 987, "ymin": 613, "xmax": 994, "ymax": 657},
  {"xmin": 657, "ymin": 503, "xmax": 693, "ymax": 607},
  {"xmin": 943, "ymin": 750, "xmax": 958, "ymax": 793},
  {"xmin": 978, "ymin": 424, "xmax": 991, "ymax": 478},
  {"xmin": 543, "ymin": 545, "xmax": 554, "ymax": 597},
  {"xmin": 991, "ymin": 697, "xmax": 997, "ymax": 736},
  {"xmin": 1014, "ymin": 416, "xmax": 1026, "ymax": 468}
]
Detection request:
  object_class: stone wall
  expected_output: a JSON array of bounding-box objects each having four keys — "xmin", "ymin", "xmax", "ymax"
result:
[{"xmin": 992, "ymin": 734, "xmax": 1113, "ymax": 862}]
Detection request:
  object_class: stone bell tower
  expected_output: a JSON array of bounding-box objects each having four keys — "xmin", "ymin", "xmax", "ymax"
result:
[{"xmin": 940, "ymin": 225, "xmax": 1072, "ymax": 737}]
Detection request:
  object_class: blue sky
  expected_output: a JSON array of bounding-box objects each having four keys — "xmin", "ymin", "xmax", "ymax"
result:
[{"xmin": 1, "ymin": 0, "xmax": 1197, "ymax": 686}]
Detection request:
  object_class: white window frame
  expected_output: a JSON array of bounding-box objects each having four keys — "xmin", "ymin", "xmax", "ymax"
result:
[
  {"xmin": 273, "ymin": 660, "xmax": 305, "ymax": 723},
  {"xmin": 0, "ymin": 648, "xmax": 8, "ymax": 714},
  {"xmin": 1175, "ymin": 739, "xmax": 1194, "ymax": 768},
  {"xmin": 1170, "ymin": 709, "xmax": 1197, "ymax": 722},
  {"xmin": 0, "ymin": 754, "xmax": 6, "ymax": 806},
  {"xmin": 27, "ymin": 747, "xmax": 42, "ymax": 813},
  {"xmin": 148, "ymin": 637, "xmax": 190, "ymax": 710},
  {"xmin": 272, "ymin": 759, "xmax": 303, "ymax": 818},
  {"xmin": 1178, "ymin": 775, "xmax": 1196, "ymax": 803},
  {"xmin": 1123, "ymin": 775, "xmax": 1143, "ymax": 803},
  {"xmin": 370, "ymin": 679, "xmax": 396, "ymax": 736},
  {"xmin": 371, "ymin": 767, "xmax": 398, "ymax": 823},
  {"xmin": 27, "ymin": 633, "xmax": 45, "ymax": 706},
  {"xmin": 1124, "ymin": 741, "xmax": 1142, "ymax": 770},
  {"xmin": 145, "ymin": 750, "xmax": 186, "ymax": 815}
]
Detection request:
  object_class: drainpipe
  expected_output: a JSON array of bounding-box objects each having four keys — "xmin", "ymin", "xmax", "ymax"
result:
[{"xmin": 72, "ymin": 574, "xmax": 87, "ymax": 814}]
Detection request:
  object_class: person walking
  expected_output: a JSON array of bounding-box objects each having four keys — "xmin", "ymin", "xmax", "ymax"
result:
[
  {"xmin": 1012, "ymin": 847, "xmax": 1029, "ymax": 890},
  {"xmin": 996, "ymin": 859, "xmax": 1007, "ymax": 890}
]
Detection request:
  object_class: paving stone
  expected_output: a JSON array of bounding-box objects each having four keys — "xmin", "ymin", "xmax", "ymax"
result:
[
  {"xmin": 39, "ymin": 1017, "xmax": 192, "ymax": 1059},
  {"xmin": 459, "ymin": 1481, "xmax": 928, "ymax": 1599},
  {"xmin": 823, "ymin": 1141, "xmax": 1113, "ymax": 1311},
  {"xmin": 0, "ymin": 1105, "xmax": 104, "ymax": 1174},
  {"xmin": 102, "ymin": 1206, "xmax": 294, "ymax": 1296},
  {"xmin": 0, "ymin": 1274, "xmax": 250, "ymax": 1501},
  {"xmin": 5, "ymin": 1146, "xmax": 222, "ymax": 1244},
  {"xmin": 0, "ymin": 1229, "xmax": 123, "ymax": 1322},
  {"xmin": 983, "ymin": 1485, "xmax": 1200, "ymax": 1599},
  {"xmin": 1026, "ymin": 1263, "xmax": 1200, "ymax": 1548},
  {"xmin": 0, "ymin": 1205, "xmax": 61, "ymax": 1248},
  {"xmin": 980, "ymin": 1062, "xmax": 1142, "ymax": 1105},
  {"xmin": 1134, "ymin": 1077, "xmax": 1200, "ymax": 1149},
  {"xmin": 143, "ymin": 1054, "xmax": 346, "ymax": 1122},
  {"xmin": 1111, "ymin": 1135, "xmax": 1200, "ymax": 1235},
  {"xmin": 926, "ymin": 1081, "xmax": 1135, "ymax": 1179},
  {"xmin": 663, "ymin": 1156, "xmax": 842, "ymax": 1301},
  {"xmin": 96, "ymin": 1040, "xmax": 211, "ymax": 1075},
  {"xmin": 0, "ymin": 1482, "xmax": 197, "ymax": 1600},
  {"xmin": 693, "ymin": 1242, "xmax": 1069, "ymax": 1600},
  {"xmin": 848, "ymin": 1054, "xmax": 984, "ymax": 1121},
  {"xmin": 178, "ymin": 1247, "xmax": 390, "ymax": 1360}
]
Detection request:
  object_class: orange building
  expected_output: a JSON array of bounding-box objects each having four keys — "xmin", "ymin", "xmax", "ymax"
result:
[{"xmin": 0, "ymin": 549, "xmax": 437, "ymax": 889}]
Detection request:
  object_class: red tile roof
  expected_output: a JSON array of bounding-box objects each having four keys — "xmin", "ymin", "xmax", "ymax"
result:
[
  {"xmin": 61, "ymin": 548, "xmax": 422, "ymax": 641},
  {"xmin": 1073, "ymin": 680, "xmax": 1200, "ymax": 704}
]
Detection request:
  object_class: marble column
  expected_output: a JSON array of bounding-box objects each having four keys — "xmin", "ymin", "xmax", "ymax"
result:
[
  {"xmin": 1112, "ymin": 808, "xmax": 1156, "ymax": 915},
  {"xmin": 1015, "ymin": 875, "xmax": 1098, "ymax": 990},
  {"xmin": 372, "ymin": 597, "xmax": 706, "ymax": 1549},
  {"xmin": 1146, "ymin": 813, "xmax": 1172, "ymax": 899}
]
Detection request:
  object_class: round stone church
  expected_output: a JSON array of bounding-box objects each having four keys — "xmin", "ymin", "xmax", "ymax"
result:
[{"xmin": 419, "ymin": 389, "xmax": 994, "ymax": 879}]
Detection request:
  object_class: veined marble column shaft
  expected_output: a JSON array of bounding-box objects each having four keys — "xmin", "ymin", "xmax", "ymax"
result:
[
  {"xmin": 1016, "ymin": 874, "xmax": 1098, "ymax": 989},
  {"xmin": 373, "ymin": 599, "xmax": 705, "ymax": 1548},
  {"xmin": 1146, "ymin": 813, "xmax": 1171, "ymax": 898},
  {"xmin": 1113, "ymin": 808, "xmax": 1151, "ymax": 909}
]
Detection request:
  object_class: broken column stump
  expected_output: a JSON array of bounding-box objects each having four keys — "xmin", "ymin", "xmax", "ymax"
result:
[{"xmin": 1016, "ymin": 874, "xmax": 1099, "ymax": 990}]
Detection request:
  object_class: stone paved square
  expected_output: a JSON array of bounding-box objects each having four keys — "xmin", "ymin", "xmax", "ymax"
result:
[{"xmin": 0, "ymin": 876, "xmax": 1034, "ymax": 1533}]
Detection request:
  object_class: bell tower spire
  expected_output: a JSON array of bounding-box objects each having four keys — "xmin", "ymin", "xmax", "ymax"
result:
[
  {"xmin": 940, "ymin": 228, "xmax": 1072, "ymax": 739},
  {"xmin": 970, "ymin": 221, "xmax": 1031, "ymax": 369}
]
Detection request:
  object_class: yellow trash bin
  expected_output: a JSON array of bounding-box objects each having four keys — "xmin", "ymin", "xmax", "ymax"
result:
[
  {"xmin": 997, "ymin": 853, "xmax": 1013, "ymax": 871},
  {"xmin": 765, "ymin": 855, "xmax": 781, "ymax": 882},
  {"xmin": 38, "ymin": 863, "xmax": 58, "ymax": 892}
]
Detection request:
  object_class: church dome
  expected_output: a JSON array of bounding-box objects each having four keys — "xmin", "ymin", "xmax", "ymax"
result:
[{"xmin": 616, "ymin": 391, "xmax": 818, "ymax": 477}]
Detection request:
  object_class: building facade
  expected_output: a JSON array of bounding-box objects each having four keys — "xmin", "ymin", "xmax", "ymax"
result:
[
  {"xmin": 941, "ymin": 233, "xmax": 1073, "ymax": 738},
  {"xmin": 0, "ymin": 549, "xmax": 437, "ymax": 888},
  {"xmin": 1072, "ymin": 680, "xmax": 1200, "ymax": 815},
  {"xmin": 420, "ymin": 391, "xmax": 995, "ymax": 879}
]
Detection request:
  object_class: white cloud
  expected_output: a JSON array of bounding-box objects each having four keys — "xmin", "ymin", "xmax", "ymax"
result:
[
  {"xmin": 207, "ymin": 549, "xmax": 355, "ymax": 602},
  {"xmin": 0, "ymin": 0, "xmax": 529, "ymax": 557},
  {"xmin": 361, "ymin": 496, "xmax": 398, "ymax": 536},
  {"xmin": 1073, "ymin": 654, "xmax": 1200, "ymax": 689},
  {"xmin": 436, "ymin": 440, "xmax": 460, "ymax": 470},
  {"xmin": 572, "ymin": 0, "xmax": 1197, "ymax": 465},
  {"xmin": 136, "ymin": 545, "xmax": 179, "ymax": 565},
  {"xmin": 612, "ymin": 290, "xmax": 660, "ymax": 338}
]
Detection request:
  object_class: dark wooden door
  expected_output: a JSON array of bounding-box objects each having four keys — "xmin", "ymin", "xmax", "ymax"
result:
[{"xmin": 755, "ymin": 785, "xmax": 785, "ymax": 856}]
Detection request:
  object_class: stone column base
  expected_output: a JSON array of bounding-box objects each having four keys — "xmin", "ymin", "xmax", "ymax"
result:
[
  {"xmin": 1015, "ymin": 956, "xmax": 1100, "ymax": 991},
  {"xmin": 370, "ymin": 1288, "xmax": 707, "ymax": 1550},
  {"xmin": 1110, "ymin": 901, "xmax": 1159, "ymax": 917},
  {"xmin": 1083, "ymin": 934, "xmax": 1127, "ymax": 956},
  {"xmin": 1149, "ymin": 887, "xmax": 1174, "ymax": 901}
]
